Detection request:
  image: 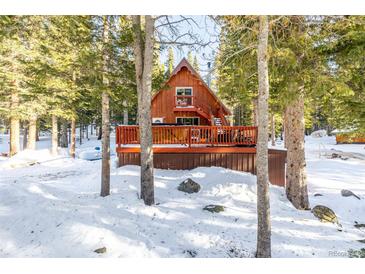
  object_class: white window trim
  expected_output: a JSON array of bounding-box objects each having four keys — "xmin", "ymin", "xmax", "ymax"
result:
[
  {"xmin": 175, "ymin": 87, "xmax": 193, "ymax": 107},
  {"xmin": 175, "ymin": 87, "xmax": 193, "ymax": 96},
  {"xmin": 176, "ymin": 117, "xmax": 200, "ymax": 125}
]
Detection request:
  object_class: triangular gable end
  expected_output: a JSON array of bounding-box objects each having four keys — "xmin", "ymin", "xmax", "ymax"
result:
[{"xmin": 153, "ymin": 58, "xmax": 232, "ymax": 116}]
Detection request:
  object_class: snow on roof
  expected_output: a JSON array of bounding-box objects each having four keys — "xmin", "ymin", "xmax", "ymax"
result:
[{"xmin": 331, "ymin": 127, "xmax": 357, "ymax": 134}]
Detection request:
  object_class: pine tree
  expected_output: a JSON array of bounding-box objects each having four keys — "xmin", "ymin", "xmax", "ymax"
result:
[
  {"xmin": 0, "ymin": 16, "xmax": 27, "ymax": 155},
  {"xmin": 166, "ymin": 47, "xmax": 174, "ymax": 77},
  {"xmin": 193, "ymin": 55, "xmax": 200, "ymax": 72},
  {"xmin": 100, "ymin": 16, "xmax": 111, "ymax": 197},
  {"xmin": 187, "ymin": 51, "xmax": 194, "ymax": 64},
  {"xmin": 216, "ymin": 16, "xmax": 315, "ymax": 209}
]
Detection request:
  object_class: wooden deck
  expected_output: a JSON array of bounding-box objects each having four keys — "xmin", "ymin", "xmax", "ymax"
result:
[
  {"xmin": 116, "ymin": 125, "xmax": 287, "ymax": 187},
  {"xmin": 336, "ymin": 133, "xmax": 365, "ymax": 144},
  {"xmin": 116, "ymin": 125, "xmax": 258, "ymax": 147}
]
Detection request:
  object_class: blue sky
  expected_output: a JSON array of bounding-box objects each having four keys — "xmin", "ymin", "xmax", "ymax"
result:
[{"xmin": 158, "ymin": 15, "xmax": 220, "ymax": 78}]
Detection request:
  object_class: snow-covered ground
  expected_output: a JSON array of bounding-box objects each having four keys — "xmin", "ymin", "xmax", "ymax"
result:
[{"xmin": 0, "ymin": 133, "xmax": 365, "ymax": 257}]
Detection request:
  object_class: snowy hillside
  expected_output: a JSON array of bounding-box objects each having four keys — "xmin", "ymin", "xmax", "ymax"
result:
[{"xmin": 0, "ymin": 134, "xmax": 365, "ymax": 257}]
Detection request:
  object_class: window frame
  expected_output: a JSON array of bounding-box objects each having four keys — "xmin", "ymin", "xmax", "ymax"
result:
[
  {"xmin": 175, "ymin": 87, "xmax": 193, "ymax": 96},
  {"xmin": 176, "ymin": 117, "xmax": 200, "ymax": 125}
]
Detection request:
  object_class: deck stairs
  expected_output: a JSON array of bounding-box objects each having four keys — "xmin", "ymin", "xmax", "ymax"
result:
[{"xmin": 195, "ymin": 106, "xmax": 211, "ymax": 120}]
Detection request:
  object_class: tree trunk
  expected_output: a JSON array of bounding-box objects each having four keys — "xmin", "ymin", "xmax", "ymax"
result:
[
  {"xmin": 10, "ymin": 89, "xmax": 20, "ymax": 156},
  {"xmin": 22, "ymin": 122, "xmax": 28, "ymax": 150},
  {"xmin": 79, "ymin": 123, "xmax": 82, "ymax": 145},
  {"xmin": 91, "ymin": 123, "xmax": 94, "ymax": 136},
  {"xmin": 51, "ymin": 115, "xmax": 58, "ymax": 155},
  {"xmin": 123, "ymin": 100, "xmax": 129, "ymax": 125},
  {"xmin": 35, "ymin": 127, "xmax": 40, "ymax": 142},
  {"xmin": 60, "ymin": 120, "xmax": 68, "ymax": 148},
  {"xmin": 256, "ymin": 15, "xmax": 271, "ymax": 258},
  {"xmin": 252, "ymin": 98, "xmax": 259, "ymax": 126},
  {"xmin": 70, "ymin": 118, "xmax": 76, "ymax": 158},
  {"xmin": 97, "ymin": 124, "xmax": 102, "ymax": 140},
  {"xmin": 86, "ymin": 124, "xmax": 89, "ymax": 140},
  {"xmin": 27, "ymin": 115, "xmax": 37, "ymax": 150},
  {"xmin": 100, "ymin": 16, "xmax": 111, "ymax": 197},
  {"xmin": 271, "ymin": 113, "xmax": 276, "ymax": 146},
  {"xmin": 132, "ymin": 15, "xmax": 155, "ymax": 205},
  {"xmin": 283, "ymin": 112, "xmax": 288, "ymax": 148},
  {"xmin": 285, "ymin": 91, "xmax": 309, "ymax": 210},
  {"xmin": 10, "ymin": 118, "xmax": 20, "ymax": 156}
]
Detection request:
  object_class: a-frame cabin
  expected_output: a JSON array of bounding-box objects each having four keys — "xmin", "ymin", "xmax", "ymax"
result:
[
  {"xmin": 151, "ymin": 58, "xmax": 232, "ymax": 126},
  {"xmin": 116, "ymin": 58, "xmax": 287, "ymax": 187}
]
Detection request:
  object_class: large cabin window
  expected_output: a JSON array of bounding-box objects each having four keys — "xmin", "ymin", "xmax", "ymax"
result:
[
  {"xmin": 176, "ymin": 87, "xmax": 192, "ymax": 96},
  {"xmin": 176, "ymin": 87, "xmax": 193, "ymax": 106},
  {"xmin": 176, "ymin": 117, "xmax": 200, "ymax": 125}
]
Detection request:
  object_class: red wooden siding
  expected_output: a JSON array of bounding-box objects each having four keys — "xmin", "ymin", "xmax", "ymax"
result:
[
  {"xmin": 336, "ymin": 133, "xmax": 365, "ymax": 144},
  {"xmin": 117, "ymin": 148, "xmax": 287, "ymax": 187},
  {"xmin": 152, "ymin": 66, "xmax": 230, "ymax": 125}
]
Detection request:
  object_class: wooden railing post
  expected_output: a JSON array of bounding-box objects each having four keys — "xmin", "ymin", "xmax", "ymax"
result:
[{"xmin": 188, "ymin": 126, "xmax": 191, "ymax": 147}]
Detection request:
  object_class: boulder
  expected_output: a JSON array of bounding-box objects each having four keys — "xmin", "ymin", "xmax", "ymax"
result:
[
  {"xmin": 227, "ymin": 246, "xmax": 252, "ymax": 258},
  {"xmin": 330, "ymin": 153, "xmax": 341, "ymax": 159},
  {"xmin": 183, "ymin": 249, "xmax": 197, "ymax": 258},
  {"xmin": 354, "ymin": 223, "xmax": 365, "ymax": 229},
  {"xmin": 329, "ymin": 153, "xmax": 348, "ymax": 160},
  {"xmin": 94, "ymin": 247, "xmax": 107, "ymax": 254},
  {"xmin": 203, "ymin": 204, "xmax": 225, "ymax": 213},
  {"xmin": 314, "ymin": 193, "xmax": 323, "ymax": 197},
  {"xmin": 178, "ymin": 178, "xmax": 201, "ymax": 194},
  {"xmin": 341, "ymin": 189, "xmax": 360, "ymax": 200},
  {"xmin": 311, "ymin": 205, "xmax": 341, "ymax": 226}
]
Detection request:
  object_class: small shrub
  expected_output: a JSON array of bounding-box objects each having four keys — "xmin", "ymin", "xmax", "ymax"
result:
[{"xmin": 348, "ymin": 248, "xmax": 365, "ymax": 258}]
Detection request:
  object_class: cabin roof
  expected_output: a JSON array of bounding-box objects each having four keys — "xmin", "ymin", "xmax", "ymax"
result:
[{"xmin": 153, "ymin": 58, "xmax": 232, "ymax": 115}]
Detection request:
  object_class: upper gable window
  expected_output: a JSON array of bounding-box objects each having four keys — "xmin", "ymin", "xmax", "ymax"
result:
[{"xmin": 176, "ymin": 87, "xmax": 192, "ymax": 96}]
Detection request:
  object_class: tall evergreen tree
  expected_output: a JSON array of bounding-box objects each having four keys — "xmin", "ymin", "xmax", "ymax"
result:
[
  {"xmin": 193, "ymin": 55, "xmax": 200, "ymax": 72},
  {"xmin": 187, "ymin": 51, "xmax": 194, "ymax": 64},
  {"xmin": 166, "ymin": 46, "xmax": 174, "ymax": 77},
  {"xmin": 100, "ymin": 16, "xmax": 111, "ymax": 197}
]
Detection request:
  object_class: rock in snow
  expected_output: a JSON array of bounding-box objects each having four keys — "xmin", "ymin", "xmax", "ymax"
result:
[
  {"xmin": 341, "ymin": 189, "xmax": 361, "ymax": 200},
  {"xmin": 311, "ymin": 205, "xmax": 341, "ymax": 226},
  {"xmin": 203, "ymin": 204, "xmax": 225, "ymax": 213},
  {"xmin": 177, "ymin": 178, "xmax": 201, "ymax": 193},
  {"xmin": 183, "ymin": 249, "xmax": 197, "ymax": 257},
  {"xmin": 94, "ymin": 247, "xmax": 107, "ymax": 254},
  {"xmin": 354, "ymin": 222, "xmax": 365, "ymax": 229}
]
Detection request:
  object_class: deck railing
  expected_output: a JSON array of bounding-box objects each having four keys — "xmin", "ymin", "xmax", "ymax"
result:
[{"xmin": 116, "ymin": 125, "xmax": 257, "ymax": 147}]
